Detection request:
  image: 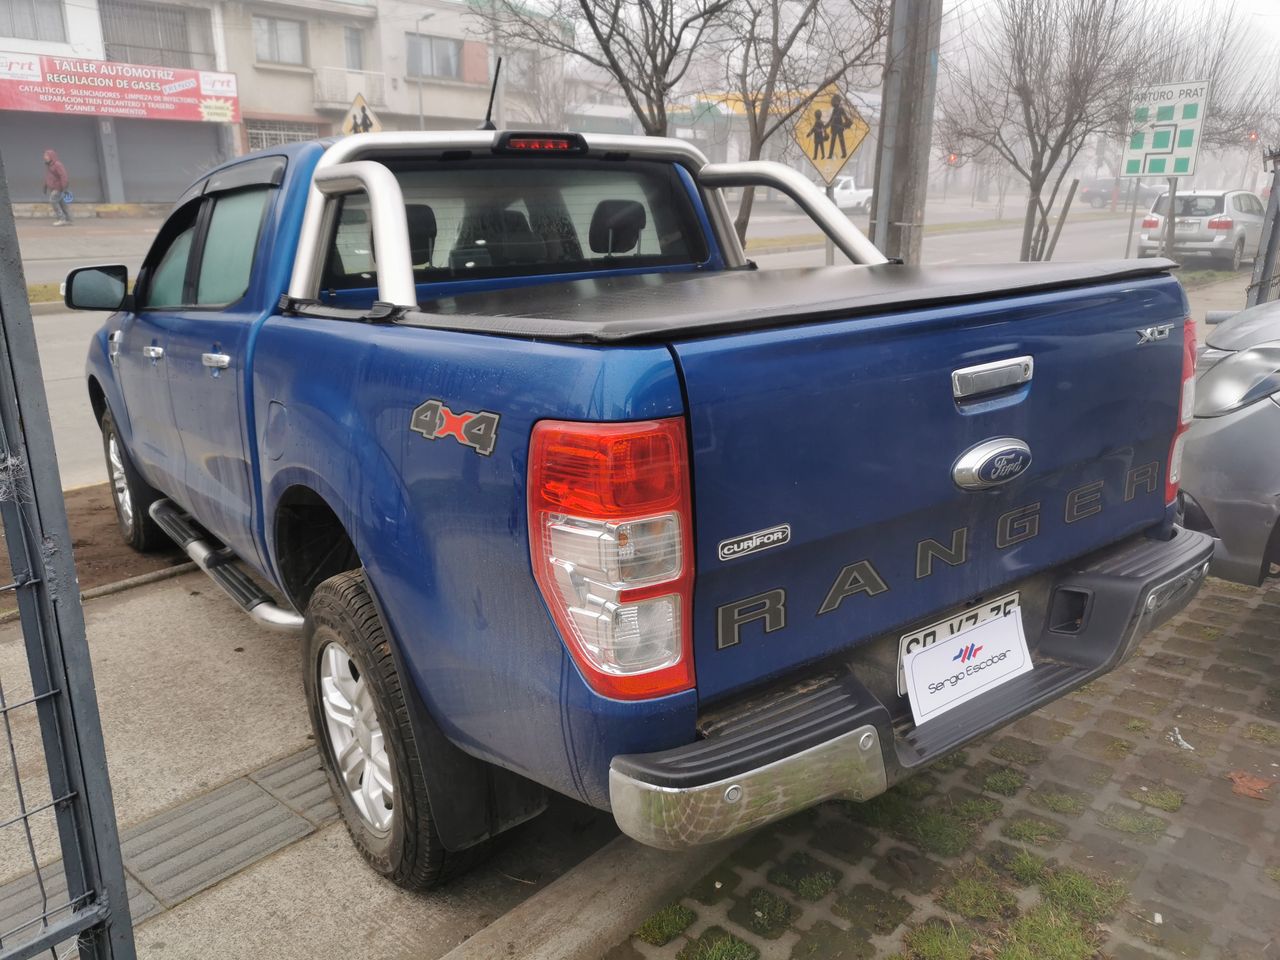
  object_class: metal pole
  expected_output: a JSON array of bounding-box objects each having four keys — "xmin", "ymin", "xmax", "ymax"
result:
[
  {"xmin": 1163, "ymin": 177, "xmax": 1178, "ymax": 260},
  {"xmin": 825, "ymin": 183, "xmax": 835, "ymax": 265},
  {"xmin": 1123, "ymin": 179, "xmax": 1138, "ymax": 259},
  {"xmin": 1247, "ymin": 147, "xmax": 1280, "ymax": 307},
  {"xmin": 0, "ymin": 150, "xmax": 135, "ymax": 957}
]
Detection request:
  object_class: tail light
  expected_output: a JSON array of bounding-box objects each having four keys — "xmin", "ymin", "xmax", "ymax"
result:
[
  {"xmin": 1141, "ymin": 216, "xmax": 1160, "ymax": 229},
  {"xmin": 1167, "ymin": 317, "xmax": 1196, "ymax": 505},
  {"xmin": 1207, "ymin": 216, "xmax": 1233, "ymax": 231},
  {"xmin": 528, "ymin": 418, "xmax": 694, "ymax": 700}
]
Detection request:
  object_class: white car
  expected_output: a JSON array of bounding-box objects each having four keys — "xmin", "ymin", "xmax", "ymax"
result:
[{"xmin": 831, "ymin": 176, "xmax": 873, "ymax": 213}]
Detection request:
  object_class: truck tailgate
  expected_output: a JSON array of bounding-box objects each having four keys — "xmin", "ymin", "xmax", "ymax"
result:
[{"xmin": 674, "ymin": 274, "xmax": 1188, "ymax": 701}]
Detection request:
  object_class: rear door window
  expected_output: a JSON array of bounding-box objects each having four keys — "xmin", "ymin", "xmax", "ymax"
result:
[{"xmin": 1154, "ymin": 195, "xmax": 1223, "ymax": 217}]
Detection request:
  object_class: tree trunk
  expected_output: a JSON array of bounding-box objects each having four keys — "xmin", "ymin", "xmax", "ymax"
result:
[
  {"xmin": 1019, "ymin": 191, "xmax": 1039, "ymax": 261},
  {"xmin": 734, "ymin": 185, "xmax": 757, "ymax": 244}
]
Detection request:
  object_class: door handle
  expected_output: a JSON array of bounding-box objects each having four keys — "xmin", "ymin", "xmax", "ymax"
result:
[
  {"xmin": 142, "ymin": 345, "xmax": 164, "ymax": 360},
  {"xmin": 202, "ymin": 353, "xmax": 231, "ymax": 369},
  {"xmin": 108, "ymin": 330, "xmax": 122, "ymax": 365},
  {"xmin": 952, "ymin": 356, "xmax": 1034, "ymax": 400}
]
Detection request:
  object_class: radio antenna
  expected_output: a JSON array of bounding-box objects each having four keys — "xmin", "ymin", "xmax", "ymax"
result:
[{"xmin": 479, "ymin": 56, "xmax": 503, "ymax": 130}]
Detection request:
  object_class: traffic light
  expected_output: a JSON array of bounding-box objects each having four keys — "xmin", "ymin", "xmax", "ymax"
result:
[
  {"xmin": 946, "ymin": 152, "xmax": 959, "ymax": 165},
  {"xmin": 1248, "ymin": 130, "xmax": 1260, "ymax": 143}
]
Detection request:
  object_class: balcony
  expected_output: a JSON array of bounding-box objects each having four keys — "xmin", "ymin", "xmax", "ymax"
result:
[{"xmin": 314, "ymin": 67, "xmax": 386, "ymax": 109}]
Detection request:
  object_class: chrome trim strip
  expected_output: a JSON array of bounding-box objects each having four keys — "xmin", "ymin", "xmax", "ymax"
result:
[
  {"xmin": 952, "ymin": 355, "xmax": 1034, "ymax": 399},
  {"xmin": 609, "ymin": 725, "xmax": 886, "ymax": 850},
  {"xmin": 697, "ymin": 161, "xmax": 888, "ymax": 266},
  {"xmin": 312, "ymin": 160, "xmax": 417, "ymax": 307}
]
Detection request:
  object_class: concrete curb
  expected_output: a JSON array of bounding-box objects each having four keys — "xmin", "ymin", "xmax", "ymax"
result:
[
  {"xmin": 439, "ymin": 834, "xmax": 738, "ymax": 960},
  {"xmin": 0, "ymin": 562, "xmax": 197, "ymax": 625},
  {"xmin": 29, "ymin": 301, "xmax": 63, "ymax": 315}
]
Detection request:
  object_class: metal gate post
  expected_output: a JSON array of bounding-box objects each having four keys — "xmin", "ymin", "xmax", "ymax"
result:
[
  {"xmin": 0, "ymin": 149, "xmax": 136, "ymax": 960},
  {"xmin": 1247, "ymin": 146, "xmax": 1280, "ymax": 308}
]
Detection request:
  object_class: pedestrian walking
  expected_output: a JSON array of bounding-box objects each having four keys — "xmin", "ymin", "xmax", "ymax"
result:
[
  {"xmin": 826, "ymin": 95, "xmax": 851, "ymax": 160},
  {"xmin": 808, "ymin": 111, "xmax": 828, "ymax": 162},
  {"xmin": 43, "ymin": 149, "xmax": 72, "ymax": 226}
]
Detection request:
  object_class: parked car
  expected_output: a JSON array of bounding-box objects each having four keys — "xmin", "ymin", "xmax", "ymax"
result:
[
  {"xmin": 1137, "ymin": 189, "xmax": 1265, "ymax": 270},
  {"xmin": 1077, "ymin": 179, "xmax": 1162, "ymax": 209},
  {"xmin": 1181, "ymin": 298, "xmax": 1280, "ymax": 584},
  {"xmin": 831, "ymin": 175, "xmax": 873, "ymax": 213},
  {"xmin": 68, "ymin": 131, "xmax": 1210, "ymax": 889}
]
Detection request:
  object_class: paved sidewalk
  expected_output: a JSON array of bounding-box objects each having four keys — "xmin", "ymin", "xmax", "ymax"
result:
[{"xmin": 606, "ymin": 577, "xmax": 1280, "ymax": 960}]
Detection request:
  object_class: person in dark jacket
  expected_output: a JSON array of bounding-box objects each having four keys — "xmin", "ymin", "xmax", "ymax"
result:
[{"xmin": 43, "ymin": 149, "xmax": 72, "ymax": 226}]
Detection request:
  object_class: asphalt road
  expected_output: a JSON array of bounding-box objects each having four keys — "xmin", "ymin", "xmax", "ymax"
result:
[{"xmin": 29, "ymin": 212, "xmax": 1155, "ymax": 492}]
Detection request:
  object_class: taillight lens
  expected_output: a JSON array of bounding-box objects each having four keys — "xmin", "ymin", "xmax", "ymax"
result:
[
  {"xmin": 528, "ymin": 418, "xmax": 694, "ymax": 700},
  {"xmin": 1167, "ymin": 317, "xmax": 1196, "ymax": 504},
  {"xmin": 1207, "ymin": 216, "xmax": 1233, "ymax": 230},
  {"xmin": 1142, "ymin": 216, "xmax": 1160, "ymax": 229}
]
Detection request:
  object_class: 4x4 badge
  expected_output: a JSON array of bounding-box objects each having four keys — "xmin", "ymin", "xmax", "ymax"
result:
[{"xmin": 410, "ymin": 399, "xmax": 500, "ymax": 456}]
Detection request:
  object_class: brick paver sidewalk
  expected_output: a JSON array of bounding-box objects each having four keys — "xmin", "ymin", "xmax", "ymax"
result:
[{"xmin": 606, "ymin": 578, "xmax": 1280, "ymax": 960}]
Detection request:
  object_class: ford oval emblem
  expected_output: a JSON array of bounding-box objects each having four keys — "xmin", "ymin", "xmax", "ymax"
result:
[{"xmin": 953, "ymin": 438, "xmax": 1032, "ymax": 490}]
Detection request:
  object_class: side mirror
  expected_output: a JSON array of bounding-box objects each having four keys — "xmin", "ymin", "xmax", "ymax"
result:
[{"xmin": 64, "ymin": 265, "xmax": 128, "ymax": 311}]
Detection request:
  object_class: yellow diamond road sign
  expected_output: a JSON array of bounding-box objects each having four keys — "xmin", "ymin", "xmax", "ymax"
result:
[
  {"xmin": 342, "ymin": 93, "xmax": 382, "ymax": 135},
  {"xmin": 792, "ymin": 85, "xmax": 869, "ymax": 184}
]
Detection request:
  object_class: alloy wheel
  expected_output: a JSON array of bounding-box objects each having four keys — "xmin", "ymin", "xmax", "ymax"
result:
[
  {"xmin": 318, "ymin": 638, "xmax": 395, "ymax": 834},
  {"xmin": 108, "ymin": 433, "xmax": 133, "ymax": 534}
]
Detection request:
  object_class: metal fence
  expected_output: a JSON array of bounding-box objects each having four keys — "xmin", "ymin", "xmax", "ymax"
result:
[{"xmin": 0, "ymin": 153, "xmax": 136, "ymax": 959}]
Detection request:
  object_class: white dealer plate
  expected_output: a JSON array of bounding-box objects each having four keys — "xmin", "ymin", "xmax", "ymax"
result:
[
  {"xmin": 896, "ymin": 592, "xmax": 1019, "ymax": 696},
  {"xmin": 901, "ymin": 603, "xmax": 1033, "ymax": 726}
]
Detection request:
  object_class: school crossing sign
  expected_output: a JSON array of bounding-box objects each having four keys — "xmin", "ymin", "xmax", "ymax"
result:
[
  {"xmin": 1121, "ymin": 80, "xmax": 1209, "ymax": 178},
  {"xmin": 791, "ymin": 84, "xmax": 870, "ymax": 184}
]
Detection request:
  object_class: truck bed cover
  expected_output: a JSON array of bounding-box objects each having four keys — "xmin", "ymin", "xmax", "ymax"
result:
[{"xmin": 391, "ymin": 259, "xmax": 1178, "ymax": 344}]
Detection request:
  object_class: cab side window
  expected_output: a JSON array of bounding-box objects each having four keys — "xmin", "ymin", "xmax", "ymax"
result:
[
  {"xmin": 143, "ymin": 216, "xmax": 198, "ymax": 310},
  {"xmin": 197, "ymin": 187, "xmax": 271, "ymax": 306}
]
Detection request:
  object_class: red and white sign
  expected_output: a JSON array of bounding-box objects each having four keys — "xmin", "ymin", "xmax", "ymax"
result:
[{"xmin": 0, "ymin": 52, "xmax": 238, "ymax": 123}]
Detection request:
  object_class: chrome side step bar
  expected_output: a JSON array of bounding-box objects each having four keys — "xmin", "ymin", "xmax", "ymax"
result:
[{"xmin": 149, "ymin": 499, "xmax": 304, "ymax": 632}]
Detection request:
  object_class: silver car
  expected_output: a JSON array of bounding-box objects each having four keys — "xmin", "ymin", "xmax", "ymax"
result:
[
  {"xmin": 1136, "ymin": 189, "xmax": 1265, "ymax": 271},
  {"xmin": 1180, "ymin": 299, "xmax": 1280, "ymax": 583}
]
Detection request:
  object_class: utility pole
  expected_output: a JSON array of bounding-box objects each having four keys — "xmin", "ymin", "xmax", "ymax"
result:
[{"xmin": 868, "ymin": 0, "xmax": 943, "ymax": 264}]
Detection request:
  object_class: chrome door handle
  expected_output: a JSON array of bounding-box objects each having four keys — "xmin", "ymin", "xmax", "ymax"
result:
[
  {"xmin": 142, "ymin": 345, "xmax": 164, "ymax": 360},
  {"xmin": 108, "ymin": 330, "xmax": 122, "ymax": 365},
  {"xmin": 952, "ymin": 356, "xmax": 1033, "ymax": 400},
  {"xmin": 201, "ymin": 353, "xmax": 231, "ymax": 369}
]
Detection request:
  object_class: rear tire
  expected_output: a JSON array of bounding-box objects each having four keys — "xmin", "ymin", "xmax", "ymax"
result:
[
  {"xmin": 305, "ymin": 570, "xmax": 485, "ymax": 889},
  {"xmin": 100, "ymin": 408, "xmax": 166, "ymax": 552},
  {"xmin": 1228, "ymin": 238, "xmax": 1245, "ymax": 271}
]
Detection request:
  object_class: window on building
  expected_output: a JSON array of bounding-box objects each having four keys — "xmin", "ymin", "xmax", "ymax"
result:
[
  {"xmin": 0, "ymin": 0, "xmax": 66, "ymax": 42},
  {"xmin": 345, "ymin": 26, "xmax": 363, "ymax": 71},
  {"xmin": 101, "ymin": 0, "xmax": 214, "ymax": 70},
  {"xmin": 253, "ymin": 16, "xmax": 305, "ymax": 65},
  {"xmin": 244, "ymin": 119, "xmax": 319, "ymax": 151},
  {"xmin": 405, "ymin": 33, "xmax": 460, "ymax": 80}
]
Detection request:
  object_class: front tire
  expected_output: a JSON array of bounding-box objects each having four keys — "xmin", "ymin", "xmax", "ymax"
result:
[
  {"xmin": 100, "ymin": 409, "xmax": 165, "ymax": 551},
  {"xmin": 305, "ymin": 570, "xmax": 480, "ymax": 889}
]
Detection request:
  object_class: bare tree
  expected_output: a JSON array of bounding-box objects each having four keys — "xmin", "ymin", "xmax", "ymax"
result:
[
  {"xmin": 938, "ymin": 0, "xmax": 1150, "ymax": 260},
  {"xmin": 503, "ymin": 48, "xmax": 581, "ymax": 129},
  {"xmin": 472, "ymin": 0, "xmax": 730, "ymax": 137},
  {"xmin": 711, "ymin": 0, "xmax": 888, "ymax": 241}
]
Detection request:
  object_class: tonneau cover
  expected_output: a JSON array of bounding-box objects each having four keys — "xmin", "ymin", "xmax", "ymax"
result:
[{"xmin": 394, "ymin": 259, "xmax": 1178, "ymax": 343}]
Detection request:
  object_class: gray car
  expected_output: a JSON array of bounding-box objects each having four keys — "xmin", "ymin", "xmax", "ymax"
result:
[
  {"xmin": 1137, "ymin": 189, "xmax": 1265, "ymax": 270},
  {"xmin": 1181, "ymin": 299, "xmax": 1280, "ymax": 583}
]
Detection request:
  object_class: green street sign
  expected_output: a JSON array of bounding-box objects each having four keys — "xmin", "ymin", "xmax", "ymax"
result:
[{"xmin": 1121, "ymin": 80, "xmax": 1210, "ymax": 178}]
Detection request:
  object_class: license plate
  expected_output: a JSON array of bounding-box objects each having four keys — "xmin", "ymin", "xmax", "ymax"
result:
[
  {"xmin": 902, "ymin": 606, "xmax": 1033, "ymax": 726},
  {"xmin": 1176, "ymin": 218, "xmax": 1199, "ymax": 232},
  {"xmin": 897, "ymin": 592, "xmax": 1019, "ymax": 696}
]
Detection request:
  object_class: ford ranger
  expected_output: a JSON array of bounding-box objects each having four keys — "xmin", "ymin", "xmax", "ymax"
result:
[{"xmin": 67, "ymin": 130, "xmax": 1212, "ymax": 888}]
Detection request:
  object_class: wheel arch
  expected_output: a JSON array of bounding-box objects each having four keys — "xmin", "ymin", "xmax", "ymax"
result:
[
  {"xmin": 272, "ymin": 483, "xmax": 360, "ymax": 612},
  {"xmin": 87, "ymin": 375, "xmax": 107, "ymax": 425}
]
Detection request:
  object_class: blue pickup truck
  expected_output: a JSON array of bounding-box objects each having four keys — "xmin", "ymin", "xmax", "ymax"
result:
[{"xmin": 68, "ymin": 131, "xmax": 1212, "ymax": 888}]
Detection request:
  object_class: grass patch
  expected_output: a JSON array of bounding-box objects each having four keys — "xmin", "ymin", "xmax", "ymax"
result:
[
  {"xmin": 1039, "ymin": 867, "xmax": 1126, "ymax": 923},
  {"xmin": 953, "ymin": 795, "xmax": 1003, "ymax": 824},
  {"xmin": 1028, "ymin": 788, "xmax": 1088, "ymax": 817},
  {"xmin": 908, "ymin": 808, "xmax": 976, "ymax": 857},
  {"xmin": 990, "ymin": 737, "xmax": 1049, "ymax": 766},
  {"xmin": 1098, "ymin": 804, "xmax": 1166, "ymax": 841},
  {"xmin": 1009, "ymin": 849, "xmax": 1049, "ymax": 885},
  {"xmin": 676, "ymin": 926, "xmax": 759, "ymax": 960},
  {"xmin": 932, "ymin": 751, "xmax": 968, "ymax": 773},
  {"xmin": 1178, "ymin": 269, "xmax": 1239, "ymax": 291},
  {"xmin": 767, "ymin": 852, "xmax": 841, "ymax": 902},
  {"xmin": 26, "ymin": 281, "xmax": 61, "ymax": 304},
  {"xmin": 897, "ymin": 774, "xmax": 939, "ymax": 801},
  {"xmin": 1125, "ymin": 718, "xmax": 1151, "ymax": 733},
  {"xmin": 995, "ymin": 905, "xmax": 1095, "ymax": 960},
  {"xmin": 1126, "ymin": 784, "xmax": 1184, "ymax": 812},
  {"xmin": 939, "ymin": 863, "xmax": 1017, "ymax": 921},
  {"xmin": 1001, "ymin": 816, "xmax": 1066, "ymax": 846},
  {"xmin": 1267, "ymin": 867, "xmax": 1280, "ymax": 884},
  {"xmin": 727, "ymin": 887, "xmax": 795, "ymax": 939},
  {"xmin": 1103, "ymin": 738, "xmax": 1134, "ymax": 760},
  {"xmin": 1245, "ymin": 723, "xmax": 1280, "ymax": 746},
  {"xmin": 899, "ymin": 919, "xmax": 977, "ymax": 960},
  {"xmin": 635, "ymin": 903, "xmax": 697, "ymax": 946},
  {"xmin": 832, "ymin": 883, "xmax": 911, "ymax": 934},
  {"xmin": 983, "ymin": 767, "xmax": 1027, "ymax": 796}
]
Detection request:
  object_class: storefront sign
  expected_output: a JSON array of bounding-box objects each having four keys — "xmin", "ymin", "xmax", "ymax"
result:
[{"xmin": 0, "ymin": 52, "xmax": 239, "ymax": 123}]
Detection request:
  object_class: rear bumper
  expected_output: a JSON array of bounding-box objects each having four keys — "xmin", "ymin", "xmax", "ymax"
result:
[
  {"xmin": 609, "ymin": 527, "xmax": 1213, "ymax": 849},
  {"xmin": 1137, "ymin": 235, "xmax": 1233, "ymax": 257}
]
